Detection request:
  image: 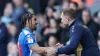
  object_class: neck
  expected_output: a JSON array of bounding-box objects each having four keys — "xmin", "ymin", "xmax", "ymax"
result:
[{"xmin": 68, "ymin": 19, "xmax": 75, "ymax": 26}]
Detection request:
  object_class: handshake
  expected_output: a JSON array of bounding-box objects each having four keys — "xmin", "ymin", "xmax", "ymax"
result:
[{"xmin": 46, "ymin": 43, "xmax": 63, "ymax": 56}]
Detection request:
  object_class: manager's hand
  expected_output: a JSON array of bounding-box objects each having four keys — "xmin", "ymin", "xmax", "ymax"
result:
[{"xmin": 55, "ymin": 43, "xmax": 63, "ymax": 48}]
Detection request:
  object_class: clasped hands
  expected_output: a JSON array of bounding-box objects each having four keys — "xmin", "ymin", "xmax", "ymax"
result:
[{"xmin": 46, "ymin": 43, "xmax": 63, "ymax": 56}]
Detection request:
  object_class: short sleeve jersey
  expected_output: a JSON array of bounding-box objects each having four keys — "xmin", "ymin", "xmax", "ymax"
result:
[{"xmin": 18, "ymin": 28, "xmax": 37, "ymax": 56}]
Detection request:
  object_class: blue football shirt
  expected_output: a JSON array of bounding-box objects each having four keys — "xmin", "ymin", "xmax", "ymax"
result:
[{"xmin": 18, "ymin": 27, "xmax": 37, "ymax": 56}]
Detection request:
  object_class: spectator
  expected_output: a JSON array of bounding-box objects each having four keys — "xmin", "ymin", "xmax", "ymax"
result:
[
  {"xmin": 78, "ymin": 2, "xmax": 85, "ymax": 10},
  {"xmin": 6, "ymin": 22, "xmax": 19, "ymax": 43},
  {"xmin": 48, "ymin": 35, "xmax": 58, "ymax": 47},
  {"xmin": 93, "ymin": 12, "xmax": 99, "ymax": 24},
  {"xmin": 82, "ymin": 9, "xmax": 100, "ymax": 41},
  {"xmin": 45, "ymin": 7, "xmax": 56, "ymax": 26},
  {"xmin": 1, "ymin": 3, "xmax": 13, "ymax": 24},
  {"xmin": 0, "ymin": 18, "xmax": 8, "ymax": 56},
  {"xmin": 53, "ymin": 10, "xmax": 61, "ymax": 24},
  {"xmin": 53, "ymin": 10, "xmax": 60, "ymax": 20},
  {"xmin": 48, "ymin": 0, "xmax": 56, "ymax": 7},
  {"xmin": 62, "ymin": 0, "xmax": 70, "ymax": 10},
  {"xmin": 12, "ymin": 0, "xmax": 26, "ymax": 32},
  {"xmin": 70, "ymin": 2, "xmax": 78, "ymax": 11},
  {"xmin": 24, "ymin": 3, "xmax": 34, "ymax": 14},
  {"xmin": 46, "ymin": 7, "xmax": 55, "ymax": 19},
  {"xmin": 43, "ymin": 19, "xmax": 60, "ymax": 40},
  {"xmin": 7, "ymin": 42, "xmax": 18, "ymax": 56}
]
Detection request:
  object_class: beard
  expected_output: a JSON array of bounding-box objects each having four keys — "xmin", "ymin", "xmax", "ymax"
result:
[
  {"xmin": 32, "ymin": 25, "xmax": 37, "ymax": 31},
  {"xmin": 31, "ymin": 23, "xmax": 38, "ymax": 31},
  {"xmin": 31, "ymin": 26, "xmax": 37, "ymax": 31},
  {"xmin": 34, "ymin": 27, "xmax": 37, "ymax": 31},
  {"xmin": 29, "ymin": 25, "xmax": 37, "ymax": 31}
]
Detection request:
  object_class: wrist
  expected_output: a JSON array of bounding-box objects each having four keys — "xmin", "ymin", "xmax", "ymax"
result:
[{"xmin": 56, "ymin": 47, "xmax": 58, "ymax": 54}]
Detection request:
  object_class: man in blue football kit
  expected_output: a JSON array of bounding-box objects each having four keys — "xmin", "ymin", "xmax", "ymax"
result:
[
  {"xmin": 47, "ymin": 9, "xmax": 100, "ymax": 56},
  {"xmin": 18, "ymin": 13, "xmax": 49, "ymax": 56}
]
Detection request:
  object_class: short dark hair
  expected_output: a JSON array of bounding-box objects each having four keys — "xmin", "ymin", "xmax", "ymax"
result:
[
  {"xmin": 62, "ymin": 9, "xmax": 76, "ymax": 19},
  {"xmin": 71, "ymin": 2, "xmax": 78, "ymax": 8},
  {"xmin": 21, "ymin": 13, "xmax": 34, "ymax": 27}
]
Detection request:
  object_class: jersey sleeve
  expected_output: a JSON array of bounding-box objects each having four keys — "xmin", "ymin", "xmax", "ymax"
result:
[
  {"xmin": 25, "ymin": 34, "xmax": 37, "ymax": 48},
  {"xmin": 56, "ymin": 25, "xmax": 84, "ymax": 55}
]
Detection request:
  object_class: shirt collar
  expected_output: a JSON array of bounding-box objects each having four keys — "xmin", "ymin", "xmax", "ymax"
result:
[
  {"xmin": 23, "ymin": 27, "xmax": 33, "ymax": 33},
  {"xmin": 69, "ymin": 19, "xmax": 77, "ymax": 29}
]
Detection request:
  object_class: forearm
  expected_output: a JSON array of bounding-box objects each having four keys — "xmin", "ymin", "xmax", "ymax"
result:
[
  {"xmin": 30, "ymin": 44, "xmax": 48, "ymax": 54},
  {"xmin": 35, "ymin": 47, "xmax": 48, "ymax": 54},
  {"xmin": 56, "ymin": 44, "xmax": 76, "ymax": 54}
]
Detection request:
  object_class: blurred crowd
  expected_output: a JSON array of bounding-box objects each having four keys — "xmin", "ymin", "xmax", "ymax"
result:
[{"xmin": 0, "ymin": 0, "xmax": 100, "ymax": 56}]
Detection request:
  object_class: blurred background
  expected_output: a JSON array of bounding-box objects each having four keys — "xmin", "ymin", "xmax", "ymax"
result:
[{"xmin": 0, "ymin": 0, "xmax": 100, "ymax": 56}]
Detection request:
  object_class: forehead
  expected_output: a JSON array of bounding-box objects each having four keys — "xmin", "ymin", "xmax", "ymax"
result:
[{"xmin": 82, "ymin": 11, "xmax": 89, "ymax": 15}]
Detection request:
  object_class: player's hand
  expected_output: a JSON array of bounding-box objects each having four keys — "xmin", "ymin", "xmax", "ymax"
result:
[{"xmin": 46, "ymin": 47, "xmax": 56, "ymax": 56}]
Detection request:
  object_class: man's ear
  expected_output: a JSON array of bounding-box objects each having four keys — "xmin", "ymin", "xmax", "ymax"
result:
[{"xmin": 66, "ymin": 16, "xmax": 69, "ymax": 22}]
